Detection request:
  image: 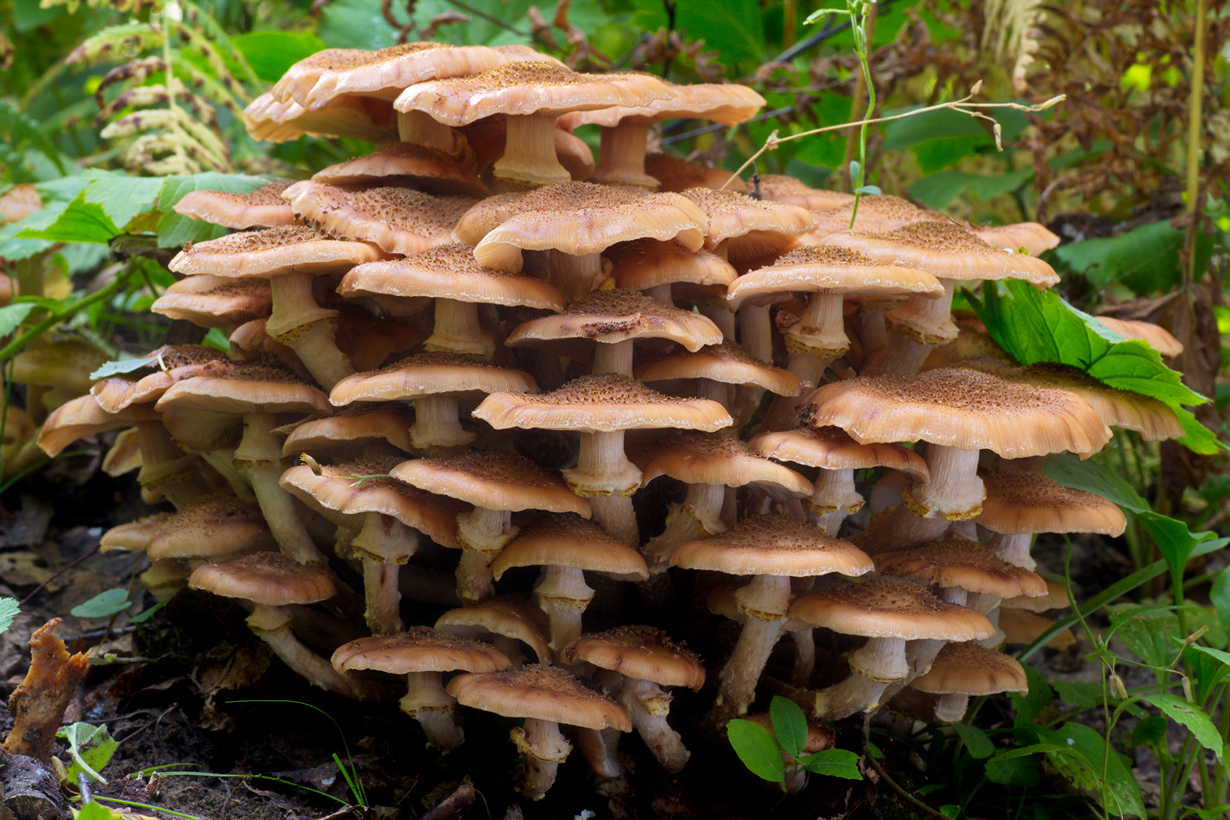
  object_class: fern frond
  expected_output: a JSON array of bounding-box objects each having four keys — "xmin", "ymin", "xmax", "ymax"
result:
[{"xmin": 66, "ymin": 24, "xmax": 163, "ymax": 68}]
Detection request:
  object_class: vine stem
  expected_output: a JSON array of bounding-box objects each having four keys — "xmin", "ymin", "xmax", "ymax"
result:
[
  {"xmin": 1183, "ymin": 0, "xmax": 1207, "ymax": 288},
  {"xmin": 0, "ymin": 270, "xmax": 132, "ymax": 363}
]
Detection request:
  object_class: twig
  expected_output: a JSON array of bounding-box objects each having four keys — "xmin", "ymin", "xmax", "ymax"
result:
[
  {"xmin": 863, "ymin": 745, "xmax": 949, "ymax": 820},
  {"xmin": 442, "ymin": 0, "xmax": 525, "ymax": 37},
  {"xmin": 20, "ymin": 544, "xmax": 101, "ymax": 605}
]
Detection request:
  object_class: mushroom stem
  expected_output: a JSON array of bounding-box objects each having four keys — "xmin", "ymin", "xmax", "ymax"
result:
[
  {"xmin": 643, "ymin": 483, "xmax": 725, "ymax": 570},
  {"xmin": 456, "ymin": 506, "xmax": 518, "ymax": 603},
  {"xmin": 592, "ymin": 341, "xmax": 634, "ymax": 377},
  {"xmin": 534, "ymin": 565, "xmax": 594, "ymax": 653},
  {"xmin": 906, "ymin": 445, "xmax": 984, "ymax": 520},
  {"xmin": 411, "ymin": 395, "xmax": 474, "ymax": 452},
  {"xmin": 619, "ymin": 677, "xmax": 690, "ymax": 773},
  {"xmin": 567, "ymin": 430, "xmax": 641, "ymax": 496},
  {"xmin": 512, "ymin": 717, "xmax": 571, "ymax": 800},
  {"xmin": 349, "ymin": 512, "xmax": 415, "ymax": 635},
  {"xmin": 400, "ymin": 670, "xmax": 464, "ymax": 752},
  {"xmin": 591, "ymin": 121, "xmax": 655, "ymax": 188},
  {"xmin": 134, "ymin": 422, "xmax": 213, "ymax": 510},
  {"xmin": 988, "ymin": 532, "xmax": 1036, "ymax": 569},
  {"xmin": 575, "ymin": 726, "xmax": 622, "ymax": 778},
  {"xmin": 710, "ymin": 575, "xmax": 791, "ymax": 725},
  {"xmin": 590, "ymin": 495, "xmax": 639, "ymax": 547},
  {"xmin": 397, "ymin": 111, "xmax": 466, "ymax": 158},
  {"xmin": 267, "ymin": 274, "xmax": 354, "ymax": 390},
  {"xmin": 497, "ymin": 114, "xmax": 572, "ymax": 188},
  {"xmin": 247, "ymin": 604, "xmax": 373, "ymax": 698},
  {"xmin": 427, "ymin": 298, "xmax": 494, "ymax": 360},
  {"xmin": 234, "ymin": 415, "xmax": 326, "ymax": 566},
  {"xmin": 548, "ymin": 250, "xmax": 605, "ymax": 302},
  {"xmin": 855, "ymin": 502, "xmax": 950, "ymax": 555}
]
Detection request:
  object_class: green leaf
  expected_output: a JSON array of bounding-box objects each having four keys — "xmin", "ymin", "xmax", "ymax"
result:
[
  {"xmin": 1128, "ymin": 715, "xmax": 1168, "ymax": 754},
  {"xmin": 155, "ymin": 173, "xmax": 273, "ymax": 248},
  {"xmin": 677, "ymin": 0, "xmax": 766, "ymax": 68},
  {"xmin": 0, "ymin": 303, "xmax": 38, "ymax": 338},
  {"xmin": 798, "ymin": 748, "xmax": 863, "ymax": 780},
  {"xmin": 1050, "ymin": 679, "xmax": 1105, "ymax": 712},
  {"xmin": 89, "ymin": 353, "xmax": 164, "ymax": 381},
  {"xmin": 1182, "ymin": 645, "xmax": 1230, "ymax": 702},
  {"xmin": 318, "ymin": 0, "xmax": 398, "ymax": 50},
  {"xmin": 909, "ymin": 167, "xmax": 1033, "ymax": 210},
  {"xmin": 984, "ymin": 749, "xmax": 1042, "ymax": 786},
  {"xmin": 71, "ymin": 588, "xmax": 133, "ymax": 619},
  {"xmin": 768, "ymin": 696, "xmax": 807, "ymax": 758},
  {"xmin": 0, "ymin": 598, "xmax": 19, "ymax": 634},
  {"xmin": 1052, "ymin": 220, "xmax": 1213, "ymax": 295},
  {"xmin": 953, "ymin": 722, "xmax": 994, "ymax": 759},
  {"xmin": 1041, "ymin": 724, "xmax": 1145, "ymax": 819},
  {"xmin": 1212, "ymin": 566, "xmax": 1230, "ymax": 634},
  {"xmin": 81, "ymin": 172, "xmax": 165, "ymax": 233},
  {"xmin": 1008, "ymin": 663, "xmax": 1053, "ymax": 731},
  {"xmin": 77, "ymin": 802, "xmax": 128, "ymax": 820},
  {"xmin": 232, "ymin": 32, "xmax": 328, "ymax": 83},
  {"xmin": 127, "ymin": 598, "xmax": 171, "ymax": 626},
  {"xmin": 726, "ymin": 719, "xmax": 785, "ymax": 785},
  {"xmin": 1141, "ymin": 693, "xmax": 1226, "ymax": 760},
  {"xmin": 1108, "ymin": 604, "xmax": 1185, "ymax": 668},
  {"xmin": 56, "ymin": 722, "xmax": 119, "ymax": 784},
  {"xmin": 17, "ymin": 190, "xmax": 119, "ymax": 245}
]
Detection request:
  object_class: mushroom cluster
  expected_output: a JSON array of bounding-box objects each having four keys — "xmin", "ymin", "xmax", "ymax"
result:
[{"xmin": 37, "ymin": 37, "xmax": 1188, "ymax": 803}]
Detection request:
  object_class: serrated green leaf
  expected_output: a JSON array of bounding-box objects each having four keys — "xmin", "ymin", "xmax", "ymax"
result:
[
  {"xmin": 1141, "ymin": 693, "xmax": 1225, "ymax": 760},
  {"xmin": 769, "ymin": 696, "xmax": 807, "ymax": 758},
  {"xmin": 81, "ymin": 172, "xmax": 165, "ymax": 233},
  {"xmin": 1052, "ymin": 220, "xmax": 1213, "ymax": 295},
  {"xmin": 0, "ymin": 598, "xmax": 19, "ymax": 633},
  {"xmin": 17, "ymin": 190, "xmax": 119, "ymax": 245},
  {"xmin": 953, "ymin": 722, "xmax": 995, "ymax": 759},
  {"xmin": 89, "ymin": 353, "xmax": 164, "ymax": 381},
  {"xmin": 232, "ymin": 32, "xmax": 327, "ymax": 82},
  {"xmin": 71, "ymin": 588, "xmax": 132, "ymax": 619},
  {"xmin": 155, "ymin": 173, "xmax": 272, "ymax": 248},
  {"xmin": 56, "ymin": 722, "xmax": 118, "ymax": 784},
  {"xmin": 727, "ymin": 719, "xmax": 785, "ymax": 784},
  {"xmin": 799, "ymin": 748, "xmax": 863, "ymax": 780},
  {"xmin": 0, "ymin": 303, "xmax": 37, "ymax": 338},
  {"xmin": 1041, "ymin": 724, "xmax": 1145, "ymax": 819}
]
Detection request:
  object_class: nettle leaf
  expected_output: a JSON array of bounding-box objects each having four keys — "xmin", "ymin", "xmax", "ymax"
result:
[
  {"xmin": 17, "ymin": 190, "xmax": 119, "ymax": 245},
  {"xmin": 0, "ymin": 598, "xmax": 19, "ymax": 633},
  {"xmin": 1141, "ymin": 693, "xmax": 1226, "ymax": 760},
  {"xmin": 799, "ymin": 748, "xmax": 863, "ymax": 780},
  {"xmin": 971, "ymin": 278, "xmax": 1218, "ymax": 454},
  {"xmin": 769, "ymin": 695, "xmax": 807, "ymax": 758},
  {"xmin": 727, "ymin": 719, "xmax": 785, "ymax": 785},
  {"xmin": 71, "ymin": 588, "xmax": 133, "ymax": 619},
  {"xmin": 89, "ymin": 353, "xmax": 164, "ymax": 381},
  {"xmin": 81, "ymin": 172, "xmax": 165, "ymax": 232}
]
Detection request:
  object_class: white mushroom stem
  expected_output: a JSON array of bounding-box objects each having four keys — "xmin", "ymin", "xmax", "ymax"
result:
[
  {"xmin": 456, "ymin": 506, "xmax": 519, "ymax": 603},
  {"xmin": 411, "ymin": 395, "xmax": 474, "ymax": 451},
  {"xmin": 933, "ymin": 693, "xmax": 972, "ymax": 723},
  {"xmin": 618, "ymin": 677, "xmax": 690, "ymax": 773},
  {"xmin": 591, "ymin": 121, "xmax": 656, "ymax": 188},
  {"xmin": 575, "ymin": 727, "xmax": 622, "ymax": 779},
  {"xmin": 590, "ymin": 496, "xmax": 639, "ymax": 547},
  {"xmin": 856, "ymin": 502, "xmax": 951, "ymax": 554},
  {"xmin": 247, "ymin": 604, "xmax": 372, "ymax": 699},
  {"xmin": 907, "ymin": 445, "xmax": 984, "ymax": 520},
  {"xmin": 135, "ymin": 422, "xmax": 215, "ymax": 509},
  {"xmin": 862, "ymin": 279, "xmax": 957, "ymax": 377},
  {"xmin": 427, "ymin": 298, "xmax": 495, "ymax": 360},
  {"xmin": 592, "ymin": 341, "xmax": 635, "ymax": 377},
  {"xmin": 812, "ymin": 636, "xmax": 908, "ymax": 719},
  {"xmin": 267, "ymin": 274, "xmax": 354, "ymax": 390},
  {"xmin": 710, "ymin": 575, "xmax": 791, "ymax": 726},
  {"xmin": 498, "ymin": 114, "xmax": 572, "ymax": 189},
  {"xmin": 876, "ymin": 638, "xmax": 947, "ymax": 707},
  {"xmin": 804, "ymin": 468, "xmax": 864, "ymax": 534},
  {"xmin": 400, "ymin": 671, "xmax": 464, "ymax": 752},
  {"xmin": 197, "ymin": 447, "xmax": 254, "ymax": 500},
  {"xmin": 698, "ymin": 301, "xmax": 737, "ymax": 340},
  {"xmin": 397, "ymin": 111, "xmax": 467, "ymax": 158},
  {"xmin": 234, "ymin": 415, "xmax": 326, "ymax": 566},
  {"xmin": 511, "ymin": 718, "xmax": 572, "ymax": 800},
  {"xmin": 534, "ymin": 565, "xmax": 595, "ymax": 653},
  {"xmin": 548, "ymin": 250, "xmax": 605, "ymax": 303},
  {"xmin": 567, "ymin": 430, "xmax": 640, "ymax": 545},
  {"xmin": 988, "ymin": 532, "xmax": 1036, "ymax": 569},
  {"xmin": 643, "ymin": 483, "xmax": 725, "ymax": 570},
  {"xmin": 787, "ymin": 628, "xmax": 816, "ymax": 688},
  {"xmin": 350, "ymin": 512, "xmax": 416, "ymax": 635}
]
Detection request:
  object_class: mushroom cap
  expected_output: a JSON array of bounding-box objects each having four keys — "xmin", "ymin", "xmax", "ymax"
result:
[
  {"xmin": 758, "ymin": 175, "xmax": 853, "ymax": 211},
  {"xmin": 452, "ymin": 191, "xmax": 530, "ymax": 245},
  {"xmin": 146, "ymin": 495, "xmax": 272, "ymax": 560},
  {"xmin": 37, "ymin": 394, "xmax": 160, "ymax": 457},
  {"xmin": 1001, "ymin": 577, "xmax": 1071, "ymax": 613},
  {"xmin": 391, "ymin": 450, "xmax": 589, "ymax": 516},
  {"xmin": 670, "ymin": 513, "xmax": 874, "ymax": 578},
  {"xmin": 560, "ymin": 625, "xmax": 706, "ymax": 690},
  {"xmin": 243, "ymin": 91, "xmax": 397, "ymax": 143},
  {"xmin": 1094, "ymin": 316, "xmax": 1183, "ymax": 357},
  {"xmin": 280, "ymin": 457, "xmax": 464, "ymax": 546},
  {"xmin": 155, "ymin": 364, "xmax": 331, "ymax": 452},
  {"xmin": 644, "ymin": 152, "xmax": 748, "ymax": 194},
  {"xmin": 726, "ymin": 245, "xmax": 943, "ymax": 309},
  {"xmin": 506, "ymin": 289, "xmax": 721, "ymax": 352},
  {"xmin": 172, "ymin": 181, "xmax": 296, "ymax": 229},
  {"xmin": 969, "ymin": 222, "xmax": 1061, "ymax": 257},
  {"xmin": 558, "ymin": 81, "xmax": 764, "ymax": 128},
  {"xmin": 151, "ymin": 276, "xmax": 273, "ymax": 328},
  {"xmin": 635, "ymin": 341, "xmax": 804, "ymax": 396},
  {"xmin": 91, "ymin": 345, "xmax": 233, "ymax": 413},
  {"xmin": 808, "ymin": 194, "xmax": 933, "ymax": 237},
  {"xmin": 338, "ymin": 244, "xmax": 566, "ymax": 310},
  {"xmin": 281, "ymin": 403, "xmax": 416, "ymax": 457},
  {"xmin": 473, "ymin": 373, "xmax": 732, "ymax": 434},
  {"xmin": 447, "ymin": 663, "xmax": 632, "ymax": 731},
  {"xmin": 470, "ymin": 181, "xmax": 709, "ymax": 272},
  {"xmin": 312, "ymin": 142, "xmax": 490, "ymax": 197},
  {"xmin": 169, "ymin": 225, "xmax": 387, "ymax": 279},
  {"xmin": 819, "ymin": 221, "xmax": 1059, "ymax": 285},
  {"xmin": 329, "ymin": 353, "xmax": 538, "ymax": 405},
  {"xmin": 977, "ymin": 471, "xmax": 1126, "ymax": 536},
  {"xmin": 910, "ymin": 641, "xmax": 1028, "ymax": 695},
  {"xmin": 788, "ymin": 577, "xmax": 995, "ymax": 641},
  {"xmin": 491, "ymin": 514, "xmax": 649, "ymax": 581},
  {"xmin": 800, "ymin": 367, "xmax": 1112, "ymax": 459},
  {"xmin": 750, "ymin": 426, "xmax": 930, "ymax": 480},
  {"xmin": 282, "ymin": 182, "xmax": 476, "ymax": 257},
  {"xmin": 606, "ymin": 240, "xmax": 737, "ymax": 291},
  {"xmin": 100, "ymin": 513, "xmax": 175, "ymax": 552},
  {"xmin": 188, "ymin": 552, "xmax": 336, "ymax": 606},
  {"xmin": 633, "ymin": 431, "xmax": 813, "ymax": 497},
  {"xmin": 435, "ymin": 595, "xmax": 553, "ymax": 663},
  {"xmin": 682, "ymin": 187, "xmax": 815, "ymax": 251},
  {"xmin": 12, "ymin": 335, "xmax": 109, "ymax": 392},
  {"xmin": 330, "ymin": 626, "xmax": 511, "ymax": 675},
  {"xmin": 873, "ymin": 534, "xmax": 1049, "ymax": 599},
  {"xmin": 394, "ymin": 62, "xmax": 672, "ymax": 126}
]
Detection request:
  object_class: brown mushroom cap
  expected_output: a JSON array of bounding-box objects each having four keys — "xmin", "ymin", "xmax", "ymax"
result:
[
  {"xmin": 330, "ymin": 626, "xmax": 511, "ymax": 675},
  {"xmin": 391, "ymin": 450, "xmax": 589, "ymax": 516},
  {"xmin": 91, "ymin": 345, "xmax": 233, "ymax": 413},
  {"xmin": 559, "ymin": 82, "xmax": 764, "ymax": 129},
  {"xmin": 146, "ymin": 495, "xmax": 272, "ymax": 560},
  {"xmin": 173, "ymin": 181, "xmax": 296, "ymax": 229},
  {"xmin": 800, "ymin": 367, "xmax": 1111, "ymax": 459},
  {"xmin": 788, "ymin": 577, "xmax": 995, "ymax": 641},
  {"xmin": 670, "ymin": 513, "xmax": 874, "ymax": 578},
  {"xmin": 473, "ymin": 373, "xmax": 732, "ymax": 434},
  {"xmin": 37, "ymin": 394, "xmax": 160, "ymax": 457},
  {"xmin": 873, "ymin": 533, "xmax": 1049, "ymax": 599},
  {"xmin": 329, "ymin": 353, "xmax": 538, "ymax": 405},
  {"xmin": 977, "ymin": 471, "xmax": 1126, "ymax": 536},
  {"xmin": 635, "ymin": 341, "xmax": 804, "ymax": 396},
  {"xmin": 151, "ymin": 276, "xmax": 273, "ymax": 329},
  {"xmin": 633, "ymin": 431, "xmax": 813, "ymax": 497},
  {"xmin": 280, "ymin": 403, "xmax": 416, "ymax": 457},
  {"xmin": 682, "ymin": 187, "xmax": 815, "ymax": 256},
  {"xmin": 447, "ymin": 663, "xmax": 632, "ymax": 732},
  {"xmin": 506, "ymin": 289, "xmax": 722, "ymax": 352},
  {"xmin": 1095, "ymin": 316, "xmax": 1183, "ymax": 357},
  {"xmin": 491, "ymin": 514, "xmax": 649, "ymax": 581},
  {"xmin": 435, "ymin": 595, "xmax": 553, "ymax": 663},
  {"xmin": 560, "ymin": 625, "xmax": 706, "ymax": 691},
  {"xmin": 910, "ymin": 641, "xmax": 1028, "ymax": 695},
  {"xmin": 644, "ymin": 153, "xmax": 748, "ymax": 193},
  {"xmin": 312, "ymin": 142, "xmax": 490, "ymax": 197},
  {"xmin": 606, "ymin": 240, "xmax": 738, "ymax": 292},
  {"xmin": 169, "ymin": 225, "xmax": 387, "ymax": 279},
  {"xmin": 751, "ymin": 425, "xmax": 931, "ymax": 480},
  {"xmin": 758, "ymin": 175, "xmax": 853, "ymax": 211},
  {"xmin": 188, "ymin": 552, "xmax": 336, "ymax": 606},
  {"xmin": 243, "ymin": 91, "xmax": 397, "ymax": 143}
]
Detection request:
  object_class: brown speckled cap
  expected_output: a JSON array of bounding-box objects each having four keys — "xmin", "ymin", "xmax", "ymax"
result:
[
  {"xmin": 977, "ymin": 470, "xmax": 1126, "ymax": 536},
  {"xmin": 243, "ymin": 92, "xmax": 396, "ymax": 143},
  {"xmin": 727, "ymin": 245, "xmax": 943, "ymax": 309},
  {"xmin": 560, "ymin": 82, "xmax": 763, "ymax": 130},
  {"xmin": 169, "ymin": 225, "xmax": 387, "ymax": 279},
  {"xmin": 758, "ymin": 175, "xmax": 853, "ymax": 211},
  {"xmin": 188, "ymin": 552, "xmax": 336, "ymax": 606},
  {"xmin": 91, "ymin": 345, "xmax": 232, "ymax": 413},
  {"xmin": 788, "ymin": 577, "xmax": 994, "ymax": 640},
  {"xmin": 173, "ymin": 181, "xmax": 296, "ymax": 229},
  {"xmin": 146, "ymin": 495, "xmax": 272, "ymax": 560},
  {"xmin": 633, "ymin": 431, "xmax": 812, "ymax": 496},
  {"xmin": 282, "ymin": 181, "xmax": 476, "ymax": 256},
  {"xmin": 491, "ymin": 513, "xmax": 648, "ymax": 580},
  {"xmin": 451, "ymin": 191, "xmax": 530, "ymax": 246},
  {"xmin": 329, "ymin": 352, "xmax": 537, "ymax": 405},
  {"xmin": 1094, "ymin": 316, "xmax": 1182, "ymax": 357},
  {"xmin": 670, "ymin": 513, "xmax": 873, "ymax": 578},
  {"xmin": 607, "ymin": 240, "xmax": 737, "ymax": 292},
  {"xmin": 635, "ymin": 341, "xmax": 803, "ymax": 396},
  {"xmin": 506, "ymin": 289, "xmax": 721, "ymax": 351},
  {"xmin": 750, "ymin": 425, "xmax": 930, "ymax": 480},
  {"xmin": 800, "ymin": 367, "xmax": 1111, "ymax": 458},
  {"xmin": 560, "ymin": 625, "xmax": 706, "ymax": 690},
  {"xmin": 447, "ymin": 663, "xmax": 632, "ymax": 731},
  {"xmin": 391, "ymin": 450, "xmax": 589, "ymax": 516},
  {"xmin": 808, "ymin": 194, "xmax": 932, "ymax": 237},
  {"xmin": 37, "ymin": 395, "xmax": 159, "ymax": 457},
  {"xmin": 644, "ymin": 153, "xmax": 748, "ymax": 194},
  {"xmin": 682, "ymin": 187, "xmax": 815, "ymax": 259},
  {"xmin": 435, "ymin": 595, "xmax": 553, "ymax": 663},
  {"xmin": 312, "ymin": 142, "xmax": 490, "ymax": 197},
  {"xmin": 910, "ymin": 641, "xmax": 1028, "ymax": 695},
  {"xmin": 151, "ymin": 276, "xmax": 273, "ymax": 328},
  {"xmin": 330, "ymin": 626, "xmax": 511, "ymax": 675},
  {"xmin": 473, "ymin": 373, "xmax": 732, "ymax": 434},
  {"xmin": 874, "ymin": 533, "xmax": 1048, "ymax": 599},
  {"xmin": 281, "ymin": 403, "xmax": 416, "ymax": 457}
]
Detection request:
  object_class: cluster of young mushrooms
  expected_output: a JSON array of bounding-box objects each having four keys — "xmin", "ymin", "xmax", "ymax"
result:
[{"xmin": 35, "ymin": 40, "xmax": 1188, "ymax": 801}]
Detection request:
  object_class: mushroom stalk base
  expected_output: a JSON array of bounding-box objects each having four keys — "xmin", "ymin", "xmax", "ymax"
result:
[
  {"xmin": 512, "ymin": 718, "xmax": 572, "ymax": 800},
  {"xmin": 247, "ymin": 606, "xmax": 372, "ymax": 699},
  {"xmin": 620, "ymin": 677, "xmax": 689, "ymax": 773},
  {"xmin": 401, "ymin": 671, "xmax": 464, "ymax": 752},
  {"xmin": 235, "ymin": 415, "xmax": 326, "ymax": 566}
]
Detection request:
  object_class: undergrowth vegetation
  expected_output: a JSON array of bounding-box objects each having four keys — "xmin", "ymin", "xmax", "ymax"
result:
[{"xmin": 0, "ymin": 1, "xmax": 1227, "ymax": 818}]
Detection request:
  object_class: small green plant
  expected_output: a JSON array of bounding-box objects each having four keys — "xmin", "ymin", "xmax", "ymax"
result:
[{"xmin": 727, "ymin": 696, "xmax": 862, "ymax": 792}]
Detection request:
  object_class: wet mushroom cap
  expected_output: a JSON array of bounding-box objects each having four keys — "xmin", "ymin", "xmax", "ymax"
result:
[
  {"xmin": 151, "ymin": 277, "xmax": 274, "ymax": 328},
  {"xmin": 635, "ymin": 341, "xmax": 804, "ymax": 396},
  {"xmin": 188, "ymin": 552, "xmax": 337, "ymax": 606},
  {"xmin": 312, "ymin": 142, "xmax": 491, "ymax": 197},
  {"xmin": 330, "ymin": 353, "xmax": 538, "ymax": 405},
  {"xmin": 977, "ymin": 471, "xmax": 1126, "ymax": 536},
  {"xmin": 146, "ymin": 495, "xmax": 272, "ymax": 560},
  {"xmin": 330, "ymin": 626, "xmax": 511, "ymax": 675},
  {"xmin": 560, "ymin": 625, "xmax": 706, "ymax": 691},
  {"xmin": 788, "ymin": 577, "xmax": 995, "ymax": 641},
  {"xmin": 670, "ymin": 513, "xmax": 874, "ymax": 577},
  {"xmin": 446, "ymin": 663, "xmax": 632, "ymax": 732}
]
